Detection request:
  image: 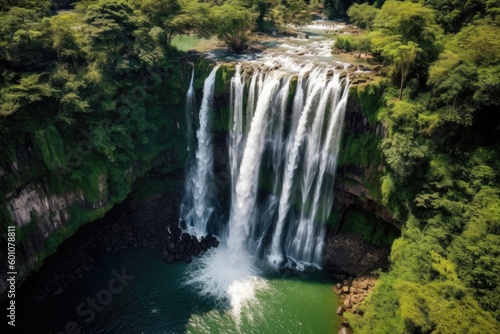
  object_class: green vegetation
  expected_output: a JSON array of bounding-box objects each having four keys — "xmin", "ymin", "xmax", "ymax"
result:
[
  {"xmin": 344, "ymin": 0, "xmax": 500, "ymax": 332},
  {"xmin": 341, "ymin": 208, "xmax": 398, "ymax": 247},
  {"xmin": 274, "ymin": 0, "xmax": 313, "ymax": 30},
  {"xmin": 212, "ymin": 0, "xmax": 257, "ymax": 52},
  {"xmin": 333, "ymin": 35, "xmax": 353, "ymax": 52},
  {"xmin": 339, "ymin": 133, "xmax": 382, "ymax": 168},
  {"xmin": 33, "ymin": 125, "xmax": 66, "ymax": 172},
  {"xmin": 1, "ymin": 0, "xmax": 499, "ymax": 332},
  {"xmin": 0, "ymin": 0, "xmax": 198, "ymax": 265},
  {"xmin": 347, "ymin": 3, "xmax": 379, "ymax": 30}
]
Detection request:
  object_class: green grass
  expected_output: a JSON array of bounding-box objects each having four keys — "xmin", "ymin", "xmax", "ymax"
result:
[{"xmin": 172, "ymin": 35, "xmax": 219, "ymax": 52}]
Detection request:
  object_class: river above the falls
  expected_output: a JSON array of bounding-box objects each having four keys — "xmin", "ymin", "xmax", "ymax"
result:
[{"xmin": 15, "ymin": 246, "xmax": 339, "ymax": 334}]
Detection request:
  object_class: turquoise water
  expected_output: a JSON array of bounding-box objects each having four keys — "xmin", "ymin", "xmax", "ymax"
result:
[{"xmin": 16, "ymin": 248, "xmax": 339, "ymax": 334}]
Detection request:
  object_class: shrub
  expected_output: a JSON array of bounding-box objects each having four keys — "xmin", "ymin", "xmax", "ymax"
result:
[{"xmin": 334, "ymin": 35, "xmax": 353, "ymax": 52}]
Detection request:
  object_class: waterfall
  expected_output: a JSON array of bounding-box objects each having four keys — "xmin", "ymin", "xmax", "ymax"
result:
[
  {"xmin": 185, "ymin": 68, "xmax": 196, "ymax": 153},
  {"xmin": 228, "ymin": 71, "xmax": 282, "ymax": 256},
  {"xmin": 181, "ymin": 65, "xmax": 220, "ymax": 237},
  {"xmin": 227, "ymin": 65, "xmax": 350, "ymax": 269},
  {"xmin": 183, "ymin": 61, "xmax": 350, "ymax": 317}
]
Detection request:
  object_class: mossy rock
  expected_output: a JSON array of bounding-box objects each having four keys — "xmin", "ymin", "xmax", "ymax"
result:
[
  {"xmin": 194, "ymin": 58, "xmax": 215, "ymax": 90},
  {"xmin": 213, "ymin": 104, "xmax": 231, "ymax": 131},
  {"xmin": 32, "ymin": 125, "xmax": 66, "ymax": 172},
  {"xmin": 215, "ymin": 64, "xmax": 236, "ymax": 95},
  {"xmin": 349, "ymin": 78, "xmax": 388, "ymax": 124},
  {"xmin": 340, "ymin": 208, "xmax": 399, "ymax": 247}
]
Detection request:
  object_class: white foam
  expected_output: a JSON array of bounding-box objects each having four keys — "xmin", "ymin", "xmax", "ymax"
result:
[{"xmin": 186, "ymin": 245, "xmax": 267, "ymax": 325}]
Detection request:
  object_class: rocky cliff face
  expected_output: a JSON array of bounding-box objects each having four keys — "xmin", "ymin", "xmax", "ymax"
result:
[
  {"xmin": 0, "ymin": 145, "xmax": 105, "ymax": 297},
  {"xmin": 7, "ymin": 183, "xmax": 91, "ymax": 230},
  {"xmin": 0, "ymin": 146, "xmax": 180, "ymax": 298},
  {"xmin": 333, "ymin": 165, "xmax": 400, "ymax": 229},
  {"xmin": 332, "ymin": 92, "xmax": 399, "ymax": 229},
  {"xmin": 1, "ymin": 184, "xmax": 98, "ymax": 297},
  {"xmin": 322, "ymin": 87, "xmax": 400, "ymax": 275}
]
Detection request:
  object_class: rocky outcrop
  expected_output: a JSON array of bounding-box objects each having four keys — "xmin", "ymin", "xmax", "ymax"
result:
[
  {"xmin": 344, "ymin": 94, "xmax": 386, "ymax": 138},
  {"xmin": 333, "ymin": 166, "xmax": 400, "ymax": 229},
  {"xmin": 296, "ymin": 32, "xmax": 309, "ymax": 39},
  {"xmin": 164, "ymin": 221, "xmax": 219, "ymax": 263},
  {"xmin": 0, "ymin": 170, "xmax": 108, "ymax": 297},
  {"xmin": 7, "ymin": 184, "xmax": 87, "ymax": 229},
  {"xmin": 335, "ymin": 93, "xmax": 396, "ymax": 217},
  {"xmin": 332, "ymin": 92, "xmax": 400, "ymax": 230},
  {"xmin": 338, "ymin": 327, "xmax": 353, "ymax": 334},
  {"xmin": 323, "ymin": 93, "xmax": 398, "ymax": 277}
]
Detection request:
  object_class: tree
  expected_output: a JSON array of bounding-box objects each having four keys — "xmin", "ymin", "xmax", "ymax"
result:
[
  {"xmin": 369, "ymin": 0, "xmax": 442, "ymax": 95},
  {"xmin": 83, "ymin": 0, "xmax": 138, "ymax": 60},
  {"xmin": 139, "ymin": 0, "xmax": 212, "ymax": 48},
  {"xmin": 370, "ymin": 0, "xmax": 442, "ymax": 60},
  {"xmin": 211, "ymin": 0, "xmax": 257, "ymax": 52},
  {"xmin": 248, "ymin": 0, "xmax": 278, "ymax": 32},
  {"xmin": 382, "ymin": 41, "xmax": 421, "ymax": 100},
  {"xmin": 427, "ymin": 21, "xmax": 500, "ymax": 126},
  {"xmin": 425, "ymin": 0, "xmax": 487, "ymax": 33},
  {"xmin": 0, "ymin": 0, "xmax": 52, "ymax": 15},
  {"xmin": 0, "ymin": 7, "xmax": 54, "ymax": 70},
  {"xmin": 274, "ymin": 0, "xmax": 312, "ymax": 31},
  {"xmin": 347, "ymin": 3, "xmax": 379, "ymax": 30},
  {"xmin": 288, "ymin": 0, "xmax": 312, "ymax": 30},
  {"xmin": 377, "ymin": 98, "xmax": 434, "ymax": 181},
  {"xmin": 42, "ymin": 12, "xmax": 85, "ymax": 66},
  {"xmin": 323, "ymin": 0, "xmax": 351, "ymax": 19}
]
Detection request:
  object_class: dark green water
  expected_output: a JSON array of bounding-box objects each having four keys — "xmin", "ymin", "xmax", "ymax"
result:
[{"xmin": 16, "ymin": 248, "xmax": 339, "ymax": 334}]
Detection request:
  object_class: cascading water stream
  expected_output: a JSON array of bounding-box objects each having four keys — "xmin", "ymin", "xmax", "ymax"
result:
[
  {"xmin": 181, "ymin": 65, "xmax": 220, "ymax": 237},
  {"xmin": 228, "ymin": 72, "xmax": 282, "ymax": 256},
  {"xmin": 289, "ymin": 75, "xmax": 340, "ymax": 264},
  {"xmin": 185, "ymin": 68, "xmax": 196, "ymax": 153},
  {"xmin": 268, "ymin": 67, "xmax": 326, "ymax": 267}
]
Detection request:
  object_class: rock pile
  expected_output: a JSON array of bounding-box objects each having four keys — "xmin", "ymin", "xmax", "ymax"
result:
[
  {"xmin": 163, "ymin": 223, "xmax": 219, "ymax": 264},
  {"xmin": 334, "ymin": 276, "xmax": 377, "ymax": 334},
  {"xmin": 334, "ymin": 276, "xmax": 376, "ymax": 313}
]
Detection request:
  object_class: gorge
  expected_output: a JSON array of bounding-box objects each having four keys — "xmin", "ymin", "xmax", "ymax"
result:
[
  {"xmin": 1, "ymin": 22, "xmax": 396, "ymax": 333},
  {"xmin": 2, "ymin": 1, "xmax": 499, "ymax": 333}
]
